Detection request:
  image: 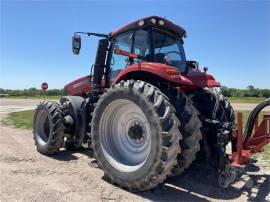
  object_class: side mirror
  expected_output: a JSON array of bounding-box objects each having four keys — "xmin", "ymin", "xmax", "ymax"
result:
[{"xmin": 72, "ymin": 34, "xmax": 81, "ymax": 55}]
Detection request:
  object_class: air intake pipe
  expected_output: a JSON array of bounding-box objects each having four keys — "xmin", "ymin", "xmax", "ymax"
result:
[{"xmin": 92, "ymin": 39, "xmax": 109, "ymax": 96}]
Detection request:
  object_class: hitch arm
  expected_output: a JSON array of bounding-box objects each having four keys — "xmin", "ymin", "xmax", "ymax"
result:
[{"xmin": 232, "ymin": 98, "xmax": 270, "ymax": 168}]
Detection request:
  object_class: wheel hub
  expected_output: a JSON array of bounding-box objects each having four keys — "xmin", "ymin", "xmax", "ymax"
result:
[
  {"xmin": 99, "ymin": 99, "xmax": 151, "ymax": 172},
  {"xmin": 128, "ymin": 122, "xmax": 145, "ymax": 143}
]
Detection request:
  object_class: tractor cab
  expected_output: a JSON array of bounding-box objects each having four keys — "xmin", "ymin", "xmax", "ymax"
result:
[
  {"xmin": 109, "ymin": 16, "xmax": 187, "ymax": 78},
  {"xmin": 108, "ymin": 16, "xmax": 220, "ymax": 89}
]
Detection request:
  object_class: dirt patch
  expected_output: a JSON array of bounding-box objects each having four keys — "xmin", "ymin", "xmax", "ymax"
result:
[{"xmin": 0, "ymin": 126, "xmax": 269, "ymax": 201}]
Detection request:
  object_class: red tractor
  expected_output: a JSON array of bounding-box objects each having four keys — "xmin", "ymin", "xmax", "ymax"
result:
[{"xmin": 33, "ymin": 16, "xmax": 270, "ymax": 191}]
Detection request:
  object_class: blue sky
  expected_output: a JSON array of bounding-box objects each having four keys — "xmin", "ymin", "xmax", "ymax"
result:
[{"xmin": 0, "ymin": 0, "xmax": 269, "ymax": 89}]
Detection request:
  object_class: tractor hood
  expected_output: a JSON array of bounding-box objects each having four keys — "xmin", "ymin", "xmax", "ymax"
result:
[{"xmin": 64, "ymin": 75, "xmax": 92, "ymax": 96}]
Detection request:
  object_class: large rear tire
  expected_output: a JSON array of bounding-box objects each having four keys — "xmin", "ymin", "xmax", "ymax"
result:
[
  {"xmin": 91, "ymin": 80, "xmax": 181, "ymax": 191},
  {"xmin": 33, "ymin": 101, "xmax": 65, "ymax": 155},
  {"xmin": 169, "ymin": 89, "xmax": 202, "ymax": 176},
  {"xmin": 189, "ymin": 89, "xmax": 235, "ymax": 124},
  {"xmin": 188, "ymin": 88, "xmax": 236, "ymax": 159}
]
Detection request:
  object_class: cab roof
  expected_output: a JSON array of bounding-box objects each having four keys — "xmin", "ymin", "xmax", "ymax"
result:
[{"xmin": 109, "ymin": 16, "xmax": 186, "ymax": 38}]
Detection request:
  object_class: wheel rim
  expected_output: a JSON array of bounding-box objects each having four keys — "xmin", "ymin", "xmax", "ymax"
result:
[
  {"xmin": 99, "ymin": 99, "xmax": 151, "ymax": 172},
  {"xmin": 36, "ymin": 110, "xmax": 51, "ymax": 145}
]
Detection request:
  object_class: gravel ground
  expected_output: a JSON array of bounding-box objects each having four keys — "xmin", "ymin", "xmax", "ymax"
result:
[{"xmin": 0, "ymin": 98, "xmax": 269, "ymax": 201}]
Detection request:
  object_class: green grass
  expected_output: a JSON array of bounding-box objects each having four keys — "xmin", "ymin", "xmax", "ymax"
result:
[
  {"xmin": 1, "ymin": 110, "xmax": 34, "ymax": 129},
  {"xmin": 227, "ymin": 96, "xmax": 266, "ymax": 104}
]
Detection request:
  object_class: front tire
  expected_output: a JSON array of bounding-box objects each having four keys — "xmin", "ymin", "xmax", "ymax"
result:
[
  {"xmin": 33, "ymin": 101, "xmax": 65, "ymax": 155},
  {"xmin": 91, "ymin": 80, "xmax": 181, "ymax": 191}
]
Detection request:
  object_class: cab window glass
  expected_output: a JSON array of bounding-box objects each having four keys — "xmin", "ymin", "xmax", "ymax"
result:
[
  {"xmin": 133, "ymin": 29, "xmax": 151, "ymax": 61},
  {"xmin": 152, "ymin": 29, "xmax": 186, "ymax": 72},
  {"xmin": 111, "ymin": 31, "xmax": 133, "ymax": 78}
]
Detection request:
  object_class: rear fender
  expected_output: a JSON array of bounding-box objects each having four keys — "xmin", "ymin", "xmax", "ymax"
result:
[
  {"xmin": 60, "ymin": 96, "xmax": 84, "ymax": 135},
  {"xmin": 60, "ymin": 96, "xmax": 85, "ymax": 147}
]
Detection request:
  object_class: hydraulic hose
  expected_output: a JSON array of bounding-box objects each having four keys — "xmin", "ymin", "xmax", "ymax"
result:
[{"xmin": 243, "ymin": 97, "xmax": 270, "ymax": 143}]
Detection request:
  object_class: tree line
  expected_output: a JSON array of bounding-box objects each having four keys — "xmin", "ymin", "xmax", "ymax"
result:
[
  {"xmin": 0, "ymin": 88, "xmax": 64, "ymax": 97},
  {"xmin": 220, "ymin": 86, "xmax": 270, "ymax": 98},
  {"xmin": 0, "ymin": 86, "xmax": 269, "ymax": 98}
]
